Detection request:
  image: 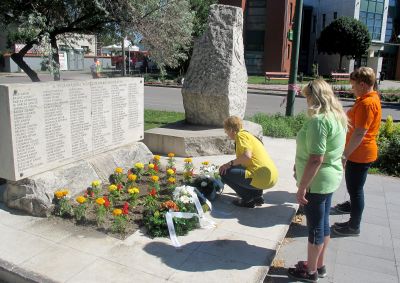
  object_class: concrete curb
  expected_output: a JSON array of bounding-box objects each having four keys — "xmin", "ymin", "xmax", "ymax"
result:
[{"xmin": 0, "ymin": 259, "xmax": 56, "ymax": 283}]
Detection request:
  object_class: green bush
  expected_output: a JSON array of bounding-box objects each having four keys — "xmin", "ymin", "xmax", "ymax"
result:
[
  {"xmin": 372, "ymin": 115, "xmax": 400, "ymax": 176},
  {"xmin": 250, "ymin": 112, "xmax": 307, "ymax": 138}
]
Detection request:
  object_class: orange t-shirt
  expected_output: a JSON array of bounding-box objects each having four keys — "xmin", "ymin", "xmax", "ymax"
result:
[{"xmin": 346, "ymin": 91, "xmax": 381, "ymax": 163}]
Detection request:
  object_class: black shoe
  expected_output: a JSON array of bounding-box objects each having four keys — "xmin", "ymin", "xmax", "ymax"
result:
[
  {"xmin": 334, "ymin": 201, "xmax": 351, "ymax": 214},
  {"xmin": 288, "ymin": 267, "xmax": 318, "ymax": 282},
  {"xmin": 333, "ymin": 221, "xmax": 349, "ymax": 228},
  {"xmin": 332, "ymin": 225, "xmax": 360, "ymax": 236},
  {"xmin": 254, "ymin": 196, "xmax": 264, "ymax": 206},
  {"xmin": 232, "ymin": 199, "xmax": 255, "ymax": 208},
  {"xmin": 295, "ymin": 261, "xmax": 327, "ymax": 278}
]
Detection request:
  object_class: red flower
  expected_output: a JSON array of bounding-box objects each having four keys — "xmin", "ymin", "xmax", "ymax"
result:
[
  {"xmin": 84, "ymin": 192, "xmax": 88, "ymax": 197},
  {"xmin": 117, "ymin": 184, "xmax": 123, "ymax": 191},
  {"xmin": 154, "ymin": 164, "xmax": 159, "ymax": 172},
  {"xmin": 172, "ymin": 167, "xmax": 176, "ymax": 173},
  {"xmin": 90, "ymin": 191, "xmax": 94, "ymax": 197},
  {"xmin": 103, "ymin": 196, "xmax": 110, "ymax": 208},
  {"xmin": 149, "ymin": 188, "xmax": 157, "ymax": 196},
  {"xmin": 122, "ymin": 202, "xmax": 129, "ymax": 215}
]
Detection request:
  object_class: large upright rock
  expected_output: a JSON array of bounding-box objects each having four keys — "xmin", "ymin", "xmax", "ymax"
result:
[{"xmin": 182, "ymin": 4, "xmax": 247, "ymax": 126}]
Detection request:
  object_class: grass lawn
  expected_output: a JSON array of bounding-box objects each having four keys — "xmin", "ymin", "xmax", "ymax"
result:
[{"xmin": 144, "ymin": 109, "xmax": 185, "ymax": 130}]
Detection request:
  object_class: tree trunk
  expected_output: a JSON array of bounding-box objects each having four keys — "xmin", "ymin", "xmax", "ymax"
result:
[
  {"xmin": 10, "ymin": 42, "xmax": 40, "ymax": 82},
  {"xmin": 339, "ymin": 55, "xmax": 343, "ymax": 72},
  {"xmin": 50, "ymin": 35, "xmax": 61, "ymax": 81}
]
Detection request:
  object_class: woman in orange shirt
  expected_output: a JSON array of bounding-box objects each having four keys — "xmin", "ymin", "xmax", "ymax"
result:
[{"xmin": 333, "ymin": 67, "xmax": 381, "ymax": 236}]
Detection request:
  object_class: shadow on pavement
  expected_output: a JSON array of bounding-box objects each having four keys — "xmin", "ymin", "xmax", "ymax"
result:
[
  {"xmin": 263, "ymin": 266, "xmax": 293, "ymax": 283},
  {"xmin": 143, "ymin": 240, "xmax": 275, "ymax": 271}
]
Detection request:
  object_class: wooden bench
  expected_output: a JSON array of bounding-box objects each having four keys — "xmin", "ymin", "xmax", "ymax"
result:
[
  {"xmin": 331, "ymin": 72, "xmax": 350, "ymax": 82},
  {"xmin": 265, "ymin": 72, "xmax": 289, "ymax": 83}
]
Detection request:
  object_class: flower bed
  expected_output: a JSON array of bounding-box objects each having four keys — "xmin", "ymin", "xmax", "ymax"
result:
[{"xmin": 52, "ymin": 154, "xmax": 221, "ymax": 239}]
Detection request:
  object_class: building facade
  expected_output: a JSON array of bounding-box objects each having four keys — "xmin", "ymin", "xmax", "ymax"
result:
[
  {"xmin": 219, "ymin": 0, "xmax": 296, "ymax": 74},
  {"xmin": 301, "ymin": 0, "xmax": 399, "ymax": 79}
]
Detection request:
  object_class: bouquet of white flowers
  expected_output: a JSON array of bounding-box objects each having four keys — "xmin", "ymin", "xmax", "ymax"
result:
[{"xmin": 192, "ymin": 161, "xmax": 224, "ymax": 201}]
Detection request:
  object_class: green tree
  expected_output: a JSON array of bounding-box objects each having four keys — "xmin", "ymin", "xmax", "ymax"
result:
[
  {"xmin": 317, "ymin": 17, "xmax": 371, "ymax": 71},
  {"xmin": 0, "ymin": 0, "xmax": 193, "ymax": 82}
]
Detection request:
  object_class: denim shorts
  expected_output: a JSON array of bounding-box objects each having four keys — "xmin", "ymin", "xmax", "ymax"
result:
[{"xmin": 304, "ymin": 192, "xmax": 333, "ymax": 245}]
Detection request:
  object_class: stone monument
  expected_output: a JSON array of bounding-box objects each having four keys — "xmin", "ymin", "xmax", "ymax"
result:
[
  {"xmin": 182, "ymin": 4, "xmax": 247, "ymax": 126},
  {"xmin": 0, "ymin": 78, "xmax": 152, "ymax": 216}
]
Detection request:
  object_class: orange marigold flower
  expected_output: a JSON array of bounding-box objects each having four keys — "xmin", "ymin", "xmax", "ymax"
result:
[
  {"xmin": 76, "ymin": 196, "xmax": 86, "ymax": 204},
  {"xmin": 162, "ymin": 200, "xmax": 179, "ymax": 212},
  {"xmin": 168, "ymin": 152, "xmax": 175, "ymax": 158},
  {"xmin": 167, "ymin": 177, "xmax": 176, "ymax": 184},
  {"xmin": 61, "ymin": 189, "xmax": 69, "ymax": 196},
  {"xmin": 128, "ymin": 174, "xmax": 137, "ymax": 181},
  {"xmin": 151, "ymin": 175, "xmax": 159, "ymax": 182},
  {"xmin": 113, "ymin": 208, "xmax": 122, "ymax": 216},
  {"xmin": 54, "ymin": 191, "xmax": 64, "ymax": 199},
  {"xmin": 96, "ymin": 197, "xmax": 105, "ymax": 205}
]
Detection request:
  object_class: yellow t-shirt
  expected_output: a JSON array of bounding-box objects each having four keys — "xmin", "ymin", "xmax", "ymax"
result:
[{"xmin": 235, "ymin": 130, "xmax": 278, "ymax": 189}]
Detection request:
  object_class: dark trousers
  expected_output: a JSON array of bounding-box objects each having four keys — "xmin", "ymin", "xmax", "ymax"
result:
[
  {"xmin": 345, "ymin": 160, "xmax": 372, "ymax": 230},
  {"xmin": 220, "ymin": 166, "xmax": 262, "ymax": 202},
  {"xmin": 305, "ymin": 192, "xmax": 333, "ymax": 245}
]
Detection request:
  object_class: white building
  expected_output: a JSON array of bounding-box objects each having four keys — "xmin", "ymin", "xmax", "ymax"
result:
[{"xmin": 303, "ymin": 0, "xmax": 389, "ymax": 77}]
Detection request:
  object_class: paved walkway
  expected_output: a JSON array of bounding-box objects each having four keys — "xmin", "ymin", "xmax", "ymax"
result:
[
  {"xmin": 266, "ymin": 169, "xmax": 400, "ymax": 282},
  {"xmin": 0, "ymin": 137, "xmax": 298, "ymax": 283}
]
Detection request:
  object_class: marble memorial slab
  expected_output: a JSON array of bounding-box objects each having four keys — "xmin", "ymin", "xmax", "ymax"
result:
[{"xmin": 0, "ymin": 78, "xmax": 144, "ymax": 181}]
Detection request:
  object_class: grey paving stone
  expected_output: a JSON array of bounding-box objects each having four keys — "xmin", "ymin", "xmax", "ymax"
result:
[
  {"xmin": 19, "ymin": 245, "xmax": 97, "ymax": 282},
  {"xmin": 333, "ymin": 263, "xmax": 398, "ymax": 283},
  {"xmin": 335, "ymin": 250, "xmax": 397, "ymax": 276},
  {"xmin": 65, "ymin": 258, "xmax": 166, "ymax": 283},
  {"xmin": 361, "ymin": 212, "xmax": 389, "ymax": 227},
  {"xmin": 352, "ymin": 222, "xmax": 392, "ymax": 248},
  {"xmin": 168, "ymin": 250, "xmax": 266, "ymax": 283},
  {"xmin": 364, "ymin": 195, "xmax": 387, "ymax": 210},
  {"xmin": 337, "ymin": 238, "xmax": 395, "ymax": 261},
  {"xmin": 385, "ymin": 192, "xmax": 400, "ymax": 205}
]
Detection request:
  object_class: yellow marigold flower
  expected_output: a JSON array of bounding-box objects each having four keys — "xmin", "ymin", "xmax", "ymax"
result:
[
  {"xmin": 168, "ymin": 152, "xmax": 175, "ymax": 158},
  {"xmin": 128, "ymin": 174, "xmax": 137, "ymax": 181},
  {"xmin": 92, "ymin": 180, "xmax": 101, "ymax": 187},
  {"xmin": 54, "ymin": 191, "xmax": 64, "ymax": 199},
  {"xmin": 76, "ymin": 196, "xmax": 87, "ymax": 204},
  {"xmin": 151, "ymin": 175, "xmax": 159, "ymax": 182},
  {"xmin": 167, "ymin": 169, "xmax": 175, "ymax": 175},
  {"xmin": 148, "ymin": 163, "xmax": 155, "ymax": 169},
  {"xmin": 128, "ymin": 187, "xmax": 140, "ymax": 194},
  {"xmin": 153, "ymin": 155, "xmax": 161, "ymax": 161},
  {"xmin": 202, "ymin": 161, "xmax": 209, "ymax": 165},
  {"xmin": 96, "ymin": 198, "xmax": 105, "ymax": 205},
  {"xmin": 115, "ymin": 167, "xmax": 123, "ymax": 174},
  {"xmin": 113, "ymin": 208, "xmax": 122, "ymax": 216},
  {"xmin": 184, "ymin": 158, "xmax": 192, "ymax": 163},
  {"xmin": 109, "ymin": 184, "xmax": 118, "ymax": 192},
  {"xmin": 135, "ymin": 162, "xmax": 144, "ymax": 169},
  {"xmin": 61, "ymin": 189, "xmax": 69, "ymax": 196},
  {"xmin": 168, "ymin": 177, "xmax": 176, "ymax": 184}
]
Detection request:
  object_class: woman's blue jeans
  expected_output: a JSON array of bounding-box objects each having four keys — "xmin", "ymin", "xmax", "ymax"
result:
[
  {"xmin": 345, "ymin": 160, "xmax": 372, "ymax": 230},
  {"xmin": 305, "ymin": 192, "xmax": 333, "ymax": 245},
  {"xmin": 220, "ymin": 166, "xmax": 262, "ymax": 202}
]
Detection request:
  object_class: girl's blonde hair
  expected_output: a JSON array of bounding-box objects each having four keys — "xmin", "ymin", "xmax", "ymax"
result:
[
  {"xmin": 302, "ymin": 79, "xmax": 348, "ymax": 130},
  {"xmin": 223, "ymin": 116, "xmax": 243, "ymax": 133}
]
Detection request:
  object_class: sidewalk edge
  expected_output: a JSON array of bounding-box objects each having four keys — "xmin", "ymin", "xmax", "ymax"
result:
[{"xmin": 0, "ymin": 258, "xmax": 56, "ymax": 283}]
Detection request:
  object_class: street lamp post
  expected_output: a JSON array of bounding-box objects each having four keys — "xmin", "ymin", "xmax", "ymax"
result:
[{"xmin": 286, "ymin": 0, "xmax": 304, "ymax": 116}]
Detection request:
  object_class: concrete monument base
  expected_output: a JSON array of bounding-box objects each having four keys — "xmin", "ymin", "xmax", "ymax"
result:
[
  {"xmin": 1, "ymin": 142, "xmax": 152, "ymax": 217},
  {"xmin": 143, "ymin": 120, "xmax": 263, "ymax": 157}
]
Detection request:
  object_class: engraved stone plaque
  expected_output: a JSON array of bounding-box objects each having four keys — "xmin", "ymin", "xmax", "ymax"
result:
[{"xmin": 0, "ymin": 78, "xmax": 144, "ymax": 181}]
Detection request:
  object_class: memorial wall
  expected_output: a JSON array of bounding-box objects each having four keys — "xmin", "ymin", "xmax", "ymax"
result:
[{"xmin": 0, "ymin": 78, "xmax": 144, "ymax": 181}]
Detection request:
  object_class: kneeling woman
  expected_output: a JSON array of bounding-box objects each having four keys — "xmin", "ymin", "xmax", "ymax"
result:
[{"xmin": 219, "ymin": 116, "xmax": 278, "ymax": 208}]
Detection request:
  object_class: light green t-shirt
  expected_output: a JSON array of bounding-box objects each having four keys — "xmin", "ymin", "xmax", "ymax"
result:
[{"xmin": 295, "ymin": 114, "xmax": 346, "ymax": 194}]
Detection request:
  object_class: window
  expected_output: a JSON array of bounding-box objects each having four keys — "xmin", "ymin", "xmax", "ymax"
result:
[
  {"xmin": 322, "ymin": 14, "xmax": 326, "ymax": 29},
  {"xmin": 359, "ymin": 0, "xmax": 385, "ymax": 40},
  {"xmin": 334, "ymin": 12, "xmax": 337, "ymax": 19},
  {"xmin": 245, "ymin": 30, "xmax": 265, "ymax": 52}
]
